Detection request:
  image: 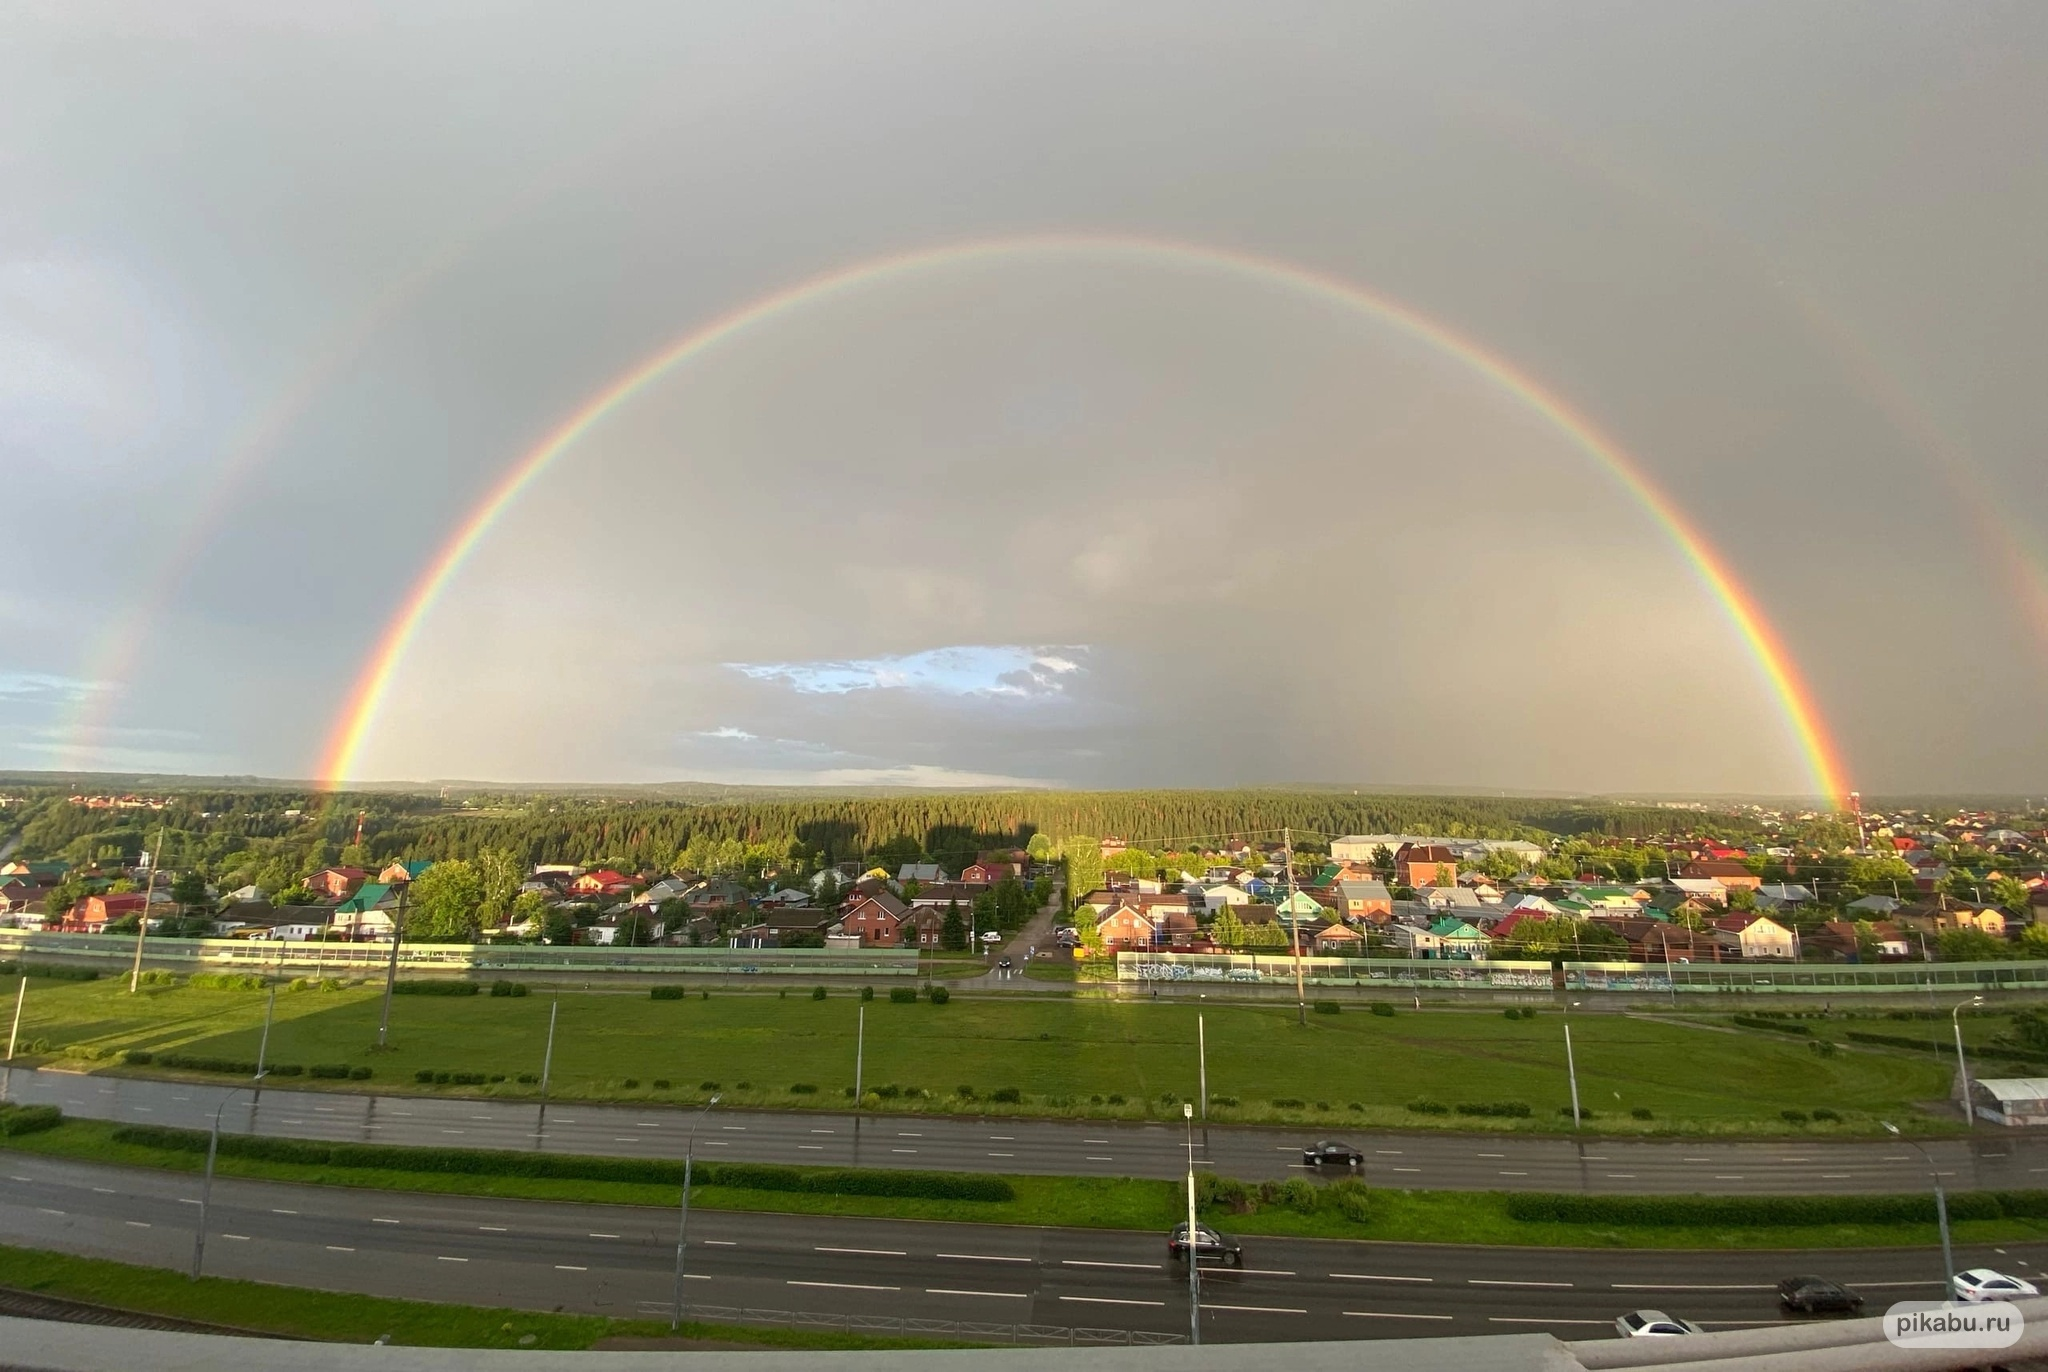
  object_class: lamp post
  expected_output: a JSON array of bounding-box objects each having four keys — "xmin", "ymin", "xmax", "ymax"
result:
[
  {"xmin": 1953, "ymin": 996, "xmax": 1985, "ymax": 1128},
  {"xmin": 1563, "ymin": 1000, "xmax": 1583, "ymax": 1129},
  {"xmin": 1197, "ymin": 1013, "xmax": 1207, "ymax": 1125},
  {"xmin": 670, "ymin": 1093, "xmax": 722, "ymax": 1330},
  {"xmin": 376, "ymin": 885, "xmax": 407, "ymax": 1049},
  {"xmin": 534, "ymin": 997, "xmax": 559, "ymax": 1143},
  {"xmin": 190, "ymin": 1079, "xmax": 263, "ymax": 1280},
  {"xmin": 1183, "ymin": 1101, "xmax": 1200, "ymax": 1345},
  {"xmin": 2, "ymin": 974, "xmax": 25, "ymax": 1103},
  {"xmin": 1883, "ymin": 1122, "xmax": 1955, "ymax": 1302}
]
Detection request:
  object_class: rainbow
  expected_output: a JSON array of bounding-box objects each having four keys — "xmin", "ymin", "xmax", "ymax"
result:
[{"xmin": 316, "ymin": 234, "xmax": 1852, "ymax": 802}]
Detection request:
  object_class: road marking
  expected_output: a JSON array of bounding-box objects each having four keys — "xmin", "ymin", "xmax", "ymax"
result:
[
  {"xmin": 222, "ymin": 1233, "xmax": 249, "ymax": 1241},
  {"xmin": 1606, "ymin": 1174, "xmax": 1636, "ymax": 1179},
  {"xmin": 1064, "ymin": 1260, "xmax": 1160, "ymax": 1271},
  {"xmin": 1085, "ymin": 1139, "xmax": 1110, "ymax": 1144},
  {"xmin": 1062, "ymin": 1295, "xmax": 1166, "ymax": 1307},
  {"xmin": 8, "ymin": 1176, "xmax": 31, "ymax": 1183},
  {"xmin": 1489, "ymin": 1317, "xmax": 1610, "ymax": 1325},
  {"xmin": 1779, "ymin": 1157, "xmax": 1812, "ymax": 1163},
  {"xmin": 1332, "ymin": 1274, "xmax": 1432, "ymax": 1283},
  {"xmin": 988, "ymin": 1152, "xmax": 1014, "ymax": 1158},
  {"xmin": 939, "ymin": 1253, "xmax": 1031, "ymax": 1263},
  {"xmin": 1853, "ymin": 1280, "xmax": 1944, "ymax": 1289},
  {"xmin": 1375, "ymin": 1150, "xmax": 1403, "ymax": 1155},
  {"xmin": 1086, "ymin": 1156, "xmax": 1114, "ymax": 1162},
  {"xmin": 817, "ymin": 1246, "xmax": 906, "ymax": 1257},
  {"xmin": 613, "ymin": 1137, "xmax": 642, "ymax": 1143},
  {"xmin": 1822, "ymin": 1174, "xmax": 1852, "ymax": 1180},
  {"xmin": 556, "ymin": 1265, "xmax": 587, "ymax": 1272},
  {"xmin": 479, "ymin": 1226, "xmax": 507, "ymax": 1232},
  {"xmin": 1477, "ymin": 1153, "xmax": 1505, "ymax": 1159},
  {"xmin": 1497, "ymin": 1170, "xmax": 1529, "ymax": 1177},
  {"xmin": 1713, "ymin": 1175, "xmax": 1745, "ymax": 1180},
  {"xmin": 125, "ymin": 1221, "xmax": 149, "ymax": 1228},
  {"xmin": 314, "ymin": 1107, "xmax": 334, "ymax": 1113},
  {"xmin": 589, "ymin": 1233, "xmax": 620, "ymax": 1239},
  {"xmin": 1237, "ymin": 1268, "xmax": 1296, "ymax": 1277},
  {"xmin": 93, "ymin": 1187, "xmax": 115, "ymax": 1194},
  {"xmin": 928, "ymin": 1288, "xmax": 1027, "ymax": 1299},
  {"xmin": 1470, "ymin": 1279, "xmax": 1572, "ymax": 1288},
  {"xmin": 372, "ymin": 1218, "xmax": 400, "ymax": 1225},
  {"xmin": 1616, "ymin": 1283, "xmax": 1771, "ymax": 1291},
  {"xmin": 326, "ymin": 1245, "xmax": 354, "ymax": 1252},
  {"xmin": 809, "ymin": 1129, "xmax": 835, "ymax": 1134},
  {"xmin": 703, "ymin": 1141, "xmax": 729, "ymax": 1147},
  {"xmin": 789, "ymin": 1280, "xmax": 898, "ymax": 1292},
  {"xmin": 1391, "ymin": 1167, "xmax": 1421, "ymax": 1173},
  {"xmin": 271, "ymin": 1209, "xmax": 297, "ymax": 1215},
  {"xmin": 899, "ymin": 1133, "xmax": 923, "ymax": 1138},
  {"xmin": 437, "ymin": 1256, "xmax": 467, "ymax": 1263},
  {"xmin": 1345, "ymin": 1310, "xmax": 1451, "ymax": 1321},
  {"xmin": 1582, "ymin": 1156, "xmax": 1608, "ymax": 1161},
  {"xmin": 705, "ymin": 1240, "xmax": 737, "ymax": 1247},
  {"xmin": 720, "ymin": 1126, "xmax": 745, "ymax": 1131},
  {"xmin": 1208, "ymin": 1304, "xmax": 1306, "ymax": 1315},
  {"xmin": 178, "ymin": 1198, "xmax": 201, "ymax": 1205},
  {"xmin": 440, "ymin": 1130, "xmax": 465, "ymax": 1136},
  {"xmin": 798, "ymin": 1145, "xmax": 824, "ymax": 1151},
  {"xmin": 892, "ymin": 1149, "xmax": 918, "ymax": 1154},
  {"xmin": 1684, "ymin": 1157, "xmax": 1711, "ymax": 1162}
]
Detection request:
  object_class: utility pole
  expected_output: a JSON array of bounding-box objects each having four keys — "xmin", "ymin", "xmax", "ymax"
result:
[
  {"xmin": 1, "ymin": 975, "xmax": 24, "ymax": 1103},
  {"xmin": 1184, "ymin": 1102, "xmax": 1200, "ymax": 1345},
  {"xmin": 128, "ymin": 825, "xmax": 165, "ymax": 993},
  {"xmin": 253, "ymin": 984, "xmax": 277, "ymax": 1094},
  {"xmin": 1197, "ymin": 1013, "xmax": 1207, "ymax": 1124},
  {"xmin": 376, "ymin": 885, "xmax": 407, "ymax": 1049},
  {"xmin": 1284, "ymin": 827, "xmax": 1305, "ymax": 1027},
  {"xmin": 853, "ymin": 1005, "xmax": 866, "ymax": 1105}
]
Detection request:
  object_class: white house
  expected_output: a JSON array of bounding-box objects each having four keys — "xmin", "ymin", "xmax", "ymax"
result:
[
  {"xmin": 1190, "ymin": 883, "xmax": 1251, "ymax": 911},
  {"xmin": 1386, "ymin": 921, "xmax": 1442, "ymax": 957}
]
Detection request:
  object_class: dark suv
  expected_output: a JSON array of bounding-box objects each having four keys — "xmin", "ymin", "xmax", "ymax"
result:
[
  {"xmin": 1167, "ymin": 1222, "xmax": 1243, "ymax": 1266},
  {"xmin": 1777, "ymin": 1276, "xmax": 1863, "ymax": 1314}
]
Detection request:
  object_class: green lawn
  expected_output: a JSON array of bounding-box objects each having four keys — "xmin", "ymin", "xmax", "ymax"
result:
[
  {"xmin": 7, "ymin": 1117, "xmax": 2044, "ymax": 1252},
  {"xmin": 0, "ymin": 1243, "xmax": 972, "ymax": 1349},
  {"xmin": 2, "ymin": 972, "xmax": 1958, "ymax": 1134}
]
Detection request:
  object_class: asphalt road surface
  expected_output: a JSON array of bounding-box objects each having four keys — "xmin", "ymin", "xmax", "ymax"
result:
[
  {"xmin": 10, "ymin": 1067, "xmax": 2047, "ymax": 1196},
  {"xmin": 6, "ymin": 1155, "xmax": 2043, "ymax": 1344}
]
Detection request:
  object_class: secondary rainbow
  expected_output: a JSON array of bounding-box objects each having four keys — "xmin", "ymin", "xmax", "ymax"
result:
[{"xmin": 317, "ymin": 234, "xmax": 1852, "ymax": 802}]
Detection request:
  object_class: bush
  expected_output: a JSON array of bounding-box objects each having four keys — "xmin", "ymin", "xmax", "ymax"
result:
[
  {"xmin": 308, "ymin": 1064, "xmax": 352, "ymax": 1079},
  {"xmin": 516, "ymin": 1073, "xmax": 538, "ymax": 1084},
  {"xmin": 415, "ymin": 1069, "xmax": 436, "ymax": 1083},
  {"xmin": 811, "ymin": 986, "xmax": 827, "ymax": 1000},
  {"xmin": 1520, "ymin": 1008, "xmax": 1538, "ymax": 1019},
  {"xmin": 489, "ymin": 981, "xmax": 529, "ymax": 997},
  {"xmin": 1734, "ymin": 1015, "xmax": 1811, "ymax": 1036},
  {"xmin": 1455, "ymin": 1101, "xmax": 1531, "ymax": 1118},
  {"xmin": 1506, "ymin": 1191, "xmax": 2003, "ymax": 1227},
  {"xmin": 1503, "ymin": 1007, "xmax": 1522, "ymax": 1019},
  {"xmin": 955, "ymin": 1085, "xmax": 975, "ymax": 1098},
  {"xmin": 102, "ymin": 1124, "xmax": 1017, "ymax": 1201},
  {"xmin": 990, "ymin": 1087, "xmax": 1022, "ymax": 1103},
  {"xmin": 154, "ymin": 1053, "xmax": 260, "ymax": 1075},
  {"xmin": 0, "ymin": 1104, "xmax": 62, "ymax": 1137},
  {"xmin": 1406, "ymin": 1099, "xmax": 1449, "ymax": 1114},
  {"xmin": 735, "ymin": 1080, "xmax": 751, "ymax": 1090},
  {"xmin": 136, "ymin": 969, "xmax": 176, "ymax": 987},
  {"xmin": 650, "ymin": 986, "xmax": 687, "ymax": 1000},
  {"xmin": 13, "ymin": 964, "xmax": 100, "ymax": 982},
  {"xmin": 1557, "ymin": 1106, "xmax": 1597, "ymax": 1121},
  {"xmin": 789, "ymin": 1083, "xmax": 817, "ymax": 1094},
  {"xmin": 1809, "ymin": 1040, "xmax": 1840, "ymax": 1058},
  {"xmin": 1106, "ymin": 1093, "xmax": 1125, "ymax": 1105},
  {"xmin": 488, "ymin": 1074, "xmax": 506, "ymax": 1084},
  {"xmin": 1274, "ymin": 1177, "xmax": 1319, "ymax": 1213},
  {"xmin": 1347, "ymin": 1102, "xmax": 1363, "ymax": 1112},
  {"xmin": 700, "ymin": 1081, "xmax": 721, "ymax": 1091},
  {"xmin": 1272, "ymin": 1097, "xmax": 1305, "ymax": 1109},
  {"xmin": 1782, "ymin": 1110, "xmax": 1809, "ymax": 1124},
  {"xmin": 888, "ymin": 987, "xmax": 917, "ymax": 1004},
  {"xmin": 188, "ymin": 973, "xmax": 265, "ymax": 992},
  {"xmin": 123, "ymin": 1050, "xmax": 153, "ymax": 1065},
  {"xmin": 269, "ymin": 1063, "xmax": 304, "ymax": 1077},
  {"xmin": 1209, "ymin": 1095, "xmax": 1239, "ymax": 1108},
  {"xmin": 874, "ymin": 1084, "xmax": 901, "ymax": 1099},
  {"xmin": 859, "ymin": 986, "xmax": 875, "ymax": 1002},
  {"xmin": 653, "ymin": 1079, "xmax": 671, "ymax": 1090},
  {"xmin": 1631, "ymin": 1107, "xmax": 1653, "ymax": 1120},
  {"xmin": 622, "ymin": 1078, "xmax": 640, "ymax": 1089},
  {"xmin": 1313, "ymin": 1001, "xmax": 1340, "ymax": 1015},
  {"xmin": 928, "ymin": 986, "xmax": 950, "ymax": 1004},
  {"xmin": 1812, "ymin": 1107, "xmax": 1840, "ymax": 1122},
  {"xmin": 1370, "ymin": 1002, "xmax": 1396, "ymax": 1017},
  {"xmin": 393, "ymin": 981, "xmax": 479, "ymax": 997},
  {"xmin": 350, "ymin": 1066, "xmax": 372, "ymax": 1080}
]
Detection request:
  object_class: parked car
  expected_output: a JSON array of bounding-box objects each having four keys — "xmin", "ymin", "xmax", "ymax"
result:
[
  {"xmin": 1777, "ymin": 1275, "xmax": 1863, "ymax": 1314},
  {"xmin": 1953, "ymin": 1269, "xmax": 2040, "ymax": 1303},
  {"xmin": 1303, "ymin": 1140, "xmax": 1366, "ymax": 1168},
  {"xmin": 1615, "ymin": 1310, "xmax": 1703, "ymax": 1337},
  {"xmin": 1167, "ymin": 1222, "xmax": 1243, "ymax": 1266}
]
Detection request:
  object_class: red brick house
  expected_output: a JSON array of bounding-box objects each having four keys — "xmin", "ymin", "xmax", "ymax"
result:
[
  {"xmin": 1094, "ymin": 905, "xmax": 1159, "ymax": 951},
  {"xmin": 308, "ymin": 867, "xmax": 368, "ymax": 900},
  {"xmin": 899, "ymin": 905, "xmax": 949, "ymax": 948},
  {"xmin": 962, "ymin": 859, "xmax": 1020, "ymax": 884},
  {"xmin": 570, "ymin": 869, "xmax": 634, "ymax": 897},
  {"xmin": 835, "ymin": 892, "xmax": 909, "ymax": 947},
  {"xmin": 1394, "ymin": 845, "xmax": 1458, "ymax": 889},
  {"xmin": 70, "ymin": 892, "xmax": 147, "ymax": 932}
]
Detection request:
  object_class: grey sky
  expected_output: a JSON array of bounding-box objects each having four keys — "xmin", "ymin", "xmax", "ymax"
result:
[{"xmin": 2, "ymin": 3, "xmax": 2043, "ymax": 795}]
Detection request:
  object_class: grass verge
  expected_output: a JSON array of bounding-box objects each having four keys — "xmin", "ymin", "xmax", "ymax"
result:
[
  {"xmin": 0, "ymin": 1243, "xmax": 974, "ymax": 1349},
  {"xmin": 8, "ymin": 1117, "xmax": 2048, "ymax": 1252}
]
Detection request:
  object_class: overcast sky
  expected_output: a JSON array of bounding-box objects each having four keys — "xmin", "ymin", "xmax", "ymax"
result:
[{"xmin": 3, "ymin": 3, "xmax": 2044, "ymax": 796}]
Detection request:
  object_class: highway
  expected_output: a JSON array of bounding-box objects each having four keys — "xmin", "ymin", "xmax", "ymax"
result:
[
  {"xmin": 7, "ymin": 1067, "xmax": 2048, "ymax": 1195},
  {"xmin": 6, "ymin": 1155, "xmax": 2044, "ymax": 1344}
]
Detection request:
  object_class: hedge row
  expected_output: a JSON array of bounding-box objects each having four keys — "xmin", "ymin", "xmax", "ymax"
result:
[
  {"xmin": 187, "ymin": 973, "xmax": 265, "ymax": 991},
  {"xmin": 1733, "ymin": 1015, "xmax": 1812, "ymax": 1036},
  {"xmin": 0, "ymin": 1104, "xmax": 62, "ymax": 1137},
  {"xmin": 123, "ymin": 1050, "xmax": 368, "ymax": 1080},
  {"xmin": 104, "ymin": 1124, "xmax": 1014, "ymax": 1200},
  {"xmin": 650, "ymin": 986, "xmax": 688, "ymax": 1000},
  {"xmin": 1844, "ymin": 1031, "xmax": 2048, "ymax": 1065},
  {"xmin": 393, "ymin": 981, "xmax": 480, "ymax": 996},
  {"xmin": 0, "ymin": 963, "xmax": 99, "ymax": 981},
  {"xmin": 1502, "ymin": 1191, "xmax": 2036, "ymax": 1227}
]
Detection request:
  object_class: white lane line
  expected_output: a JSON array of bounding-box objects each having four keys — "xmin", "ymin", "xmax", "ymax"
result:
[
  {"xmin": 479, "ymin": 1226, "xmax": 508, "ymax": 1232},
  {"xmin": 1237, "ymin": 1268, "xmax": 1296, "ymax": 1277},
  {"xmin": 440, "ymin": 1130, "xmax": 464, "ymax": 1135},
  {"xmin": 222, "ymin": 1233, "xmax": 249, "ymax": 1241},
  {"xmin": 939, "ymin": 1253, "xmax": 1031, "ymax": 1263},
  {"xmin": 1476, "ymin": 1153, "xmax": 1505, "ymax": 1159},
  {"xmin": 899, "ymin": 1133, "xmax": 923, "ymax": 1138},
  {"xmin": 589, "ymin": 1233, "xmax": 620, "ymax": 1239},
  {"xmin": 556, "ymin": 1265, "xmax": 587, "ymax": 1272},
  {"xmin": 1332, "ymin": 1273, "xmax": 1433, "ymax": 1283},
  {"xmin": 705, "ymin": 1240, "xmax": 736, "ymax": 1246},
  {"xmin": 798, "ymin": 1145, "xmax": 824, "ymax": 1151},
  {"xmin": 1822, "ymin": 1174, "xmax": 1852, "ymax": 1180},
  {"xmin": 313, "ymin": 1107, "xmax": 334, "ymax": 1113},
  {"xmin": 817, "ymin": 1246, "xmax": 906, "ymax": 1257},
  {"xmin": 1086, "ymin": 1156, "xmax": 1114, "ymax": 1162},
  {"xmin": 927, "ymin": 1288, "xmax": 1027, "ymax": 1299},
  {"xmin": 720, "ymin": 1126, "xmax": 745, "ymax": 1131},
  {"xmin": 1779, "ymin": 1157, "xmax": 1812, "ymax": 1163},
  {"xmin": 92, "ymin": 1187, "xmax": 115, "ymax": 1194},
  {"xmin": 1375, "ymin": 1150, "xmax": 1404, "ymax": 1156},
  {"xmin": 1684, "ymin": 1157, "xmax": 1712, "ymax": 1162},
  {"xmin": 438, "ymin": 1256, "xmax": 467, "ymax": 1263},
  {"xmin": 1713, "ymin": 1175, "xmax": 1745, "ymax": 1180},
  {"xmin": 1391, "ymin": 1167, "xmax": 1421, "ymax": 1173},
  {"xmin": 1498, "ymin": 1171, "xmax": 1529, "ymax": 1177},
  {"xmin": 1606, "ymin": 1174, "xmax": 1636, "ymax": 1179},
  {"xmin": 613, "ymin": 1138, "xmax": 642, "ymax": 1143},
  {"xmin": 326, "ymin": 1245, "xmax": 354, "ymax": 1252},
  {"xmin": 1854, "ymin": 1280, "xmax": 1945, "ymax": 1289},
  {"xmin": 372, "ymin": 1218, "xmax": 400, "ymax": 1225},
  {"xmin": 988, "ymin": 1152, "xmax": 1015, "ymax": 1158},
  {"xmin": 1346, "ymin": 1310, "xmax": 1452, "ymax": 1321},
  {"xmin": 1616, "ymin": 1283, "xmax": 1772, "ymax": 1291},
  {"xmin": 1208, "ymin": 1304, "xmax": 1307, "ymax": 1315},
  {"xmin": 1471, "ymin": 1279, "xmax": 1572, "ymax": 1288},
  {"xmin": 8, "ymin": 1176, "xmax": 32, "ymax": 1183},
  {"xmin": 990, "ymin": 1136, "xmax": 1015, "ymax": 1141},
  {"xmin": 178, "ymin": 1198, "xmax": 201, "ymax": 1205},
  {"xmin": 703, "ymin": 1141, "xmax": 729, "ymax": 1147},
  {"xmin": 789, "ymin": 1280, "xmax": 898, "ymax": 1292},
  {"xmin": 1062, "ymin": 1296, "xmax": 1165, "ymax": 1307},
  {"xmin": 892, "ymin": 1149, "xmax": 918, "ymax": 1154},
  {"xmin": 1490, "ymin": 1317, "xmax": 1611, "ymax": 1325},
  {"xmin": 1064, "ymin": 1260, "xmax": 1159, "ymax": 1270},
  {"xmin": 125, "ymin": 1221, "xmax": 150, "ymax": 1228},
  {"xmin": 809, "ymin": 1129, "xmax": 835, "ymax": 1134},
  {"xmin": 1084, "ymin": 1139, "xmax": 1110, "ymax": 1144},
  {"xmin": 271, "ymin": 1208, "xmax": 297, "ymax": 1215}
]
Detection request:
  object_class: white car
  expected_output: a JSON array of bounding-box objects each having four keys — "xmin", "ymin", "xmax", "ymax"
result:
[
  {"xmin": 1953, "ymin": 1269, "xmax": 2039, "ymax": 1303},
  {"xmin": 1615, "ymin": 1310, "xmax": 1703, "ymax": 1337}
]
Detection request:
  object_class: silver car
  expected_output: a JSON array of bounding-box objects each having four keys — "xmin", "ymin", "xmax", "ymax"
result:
[{"xmin": 1616, "ymin": 1309, "xmax": 1703, "ymax": 1337}]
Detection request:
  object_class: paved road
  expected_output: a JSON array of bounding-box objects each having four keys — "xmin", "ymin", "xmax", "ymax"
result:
[
  {"xmin": 8, "ymin": 1067, "xmax": 2048, "ymax": 1196},
  {"xmin": 6, "ymin": 1155, "xmax": 2042, "ymax": 1344}
]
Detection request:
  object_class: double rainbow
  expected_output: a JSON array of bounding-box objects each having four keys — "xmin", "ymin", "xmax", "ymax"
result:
[{"xmin": 315, "ymin": 234, "xmax": 1850, "ymax": 802}]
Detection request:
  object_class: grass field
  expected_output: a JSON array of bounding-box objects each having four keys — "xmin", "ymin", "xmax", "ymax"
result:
[
  {"xmin": 0, "ymin": 1242, "xmax": 972, "ymax": 1349},
  {"xmin": 6, "ymin": 1117, "xmax": 2043, "ymax": 1252},
  {"xmin": 0, "ymin": 972, "xmax": 1958, "ymax": 1134}
]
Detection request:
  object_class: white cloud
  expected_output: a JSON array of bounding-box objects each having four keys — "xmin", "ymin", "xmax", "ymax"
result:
[{"xmin": 728, "ymin": 645, "xmax": 1087, "ymax": 699}]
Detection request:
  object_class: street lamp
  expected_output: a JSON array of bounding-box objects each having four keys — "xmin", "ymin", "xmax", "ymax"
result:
[
  {"xmin": 670, "ymin": 1093, "xmax": 722, "ymax": 1331},
  {"xmin": 1883, "ymin": 1122, "xmax": 1955, "ymax": 1302},
  {"xmin": 1183, "ymin": 1101, "xmax": 1200, "ymax": 1345},
  {"xmin": 1953, "ymin": 996, "xmax": 1985, "ymax": 1129},
  {"xmin": 1563, "ymin": 1000, "xmax": 1583, "ymax": 1128},
  {"xmin": 190, "ymin": 1078, "xmax": 264, "ymax": 1280}
]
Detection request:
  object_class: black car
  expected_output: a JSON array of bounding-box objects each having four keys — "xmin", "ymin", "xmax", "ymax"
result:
[
  {"xmin": 1777, "ymin": 1275, "xmax": 1863, "ymax": 1314},
  {"xmin": 1167, "ymin": 1222, "xmax": 1243, "ymax": 1266},
  {"xmin": 1303, "ymin": 1140, "xmax": 1366, "ymax": 1168}
]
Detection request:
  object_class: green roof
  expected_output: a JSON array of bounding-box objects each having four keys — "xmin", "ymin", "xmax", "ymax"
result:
[
  {"xmin": 1428, "ymin": 917, "xmax": 1485, "ymax": 939},
  {"xmin": 335, "ymin": 882, "xmax": 394, "ymax": 914}
]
